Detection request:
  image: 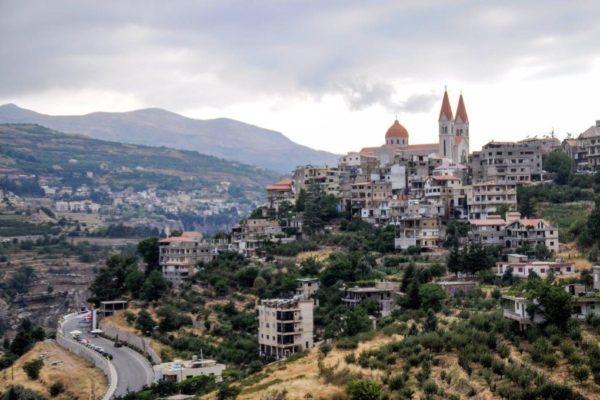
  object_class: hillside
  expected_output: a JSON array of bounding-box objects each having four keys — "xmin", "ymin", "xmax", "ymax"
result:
[
  {"xmin": 0, "ymin": 104, "xmax": 339, "ymax": 173},
  {"xmin": 0, "ymin": 123, "xmax": 278, "ymax": 198}
]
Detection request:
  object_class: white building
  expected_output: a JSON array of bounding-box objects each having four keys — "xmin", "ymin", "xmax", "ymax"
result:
[
  {"xmin": 257, "ymin": 297, "xmax": 314, "ymax": 360},
  {"xmin": 496, "ymin": 254, "xmax": 576, "ymax": 279},
  {"xmin": 154, "ymin": 357, "xmax": 226, "ymax": 383}
]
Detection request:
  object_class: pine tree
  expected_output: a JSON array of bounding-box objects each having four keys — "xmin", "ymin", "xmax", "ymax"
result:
[
  {"xmin": 401, "ymin": 263, "xmax": 415, "ymax": 292},
  {"xmin": 447, "ymin": 244, "xmax": 462, "ymax": 276},
  {"xmin": 424, "ymin": 309, "xmax": 438, "ymax": 332}
]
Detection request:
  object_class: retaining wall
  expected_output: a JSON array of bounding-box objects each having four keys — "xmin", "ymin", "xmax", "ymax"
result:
[
  {"xmin": 55, "ymin": 316, "xmax": 118, "ymax": 400},
  {"xmin": 99, "ymin": 321, "xmax": 161, "ymax": 365}
]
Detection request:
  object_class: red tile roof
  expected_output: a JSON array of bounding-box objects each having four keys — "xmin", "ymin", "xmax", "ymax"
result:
[
  {"xmin": 266, "ymin": 178, "xmax": 293, "ymax": 191},
  {"xmin": 386, "ymin": 120, "xmax": 409, "ymax": 138}
]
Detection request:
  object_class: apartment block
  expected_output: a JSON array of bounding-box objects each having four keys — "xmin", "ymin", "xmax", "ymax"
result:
[
  {"xmin": 465, "ymin": 181, "xmax": 517, "ymax": 219},
  {"xmin": 470, "ymin": 141, "xmax": 543, "ymax": 183},
  {"xmin": 159, "ymin": 232, "xmax": 217, "ymax": 286},
  {"xmin": 257, "ymin": 297, "xmax": 314, "ymax": 359},
  {"xmin": 394, "ymin": 214, "xmax": 442, "ymax": 250}
]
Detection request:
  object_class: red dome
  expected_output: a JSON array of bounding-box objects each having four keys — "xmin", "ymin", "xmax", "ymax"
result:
[{"xmin": 385, "ymin": 119, "xmax": 409, "ymax": 138}]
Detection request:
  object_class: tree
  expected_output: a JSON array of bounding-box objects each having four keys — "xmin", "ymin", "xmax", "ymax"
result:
[
  {"xmin": 49, "ymin": 382, "xmax": 65, "ymax": 397},
  {"xmin": 22, "ymin": 358, "xmax": 43, "ymax": 380},
  {"xmin": 528, "ymin": 281, "xmax": 572, "ymax": 331},
  {"xmin": 346, "ymin": 379, "xmax": 382, "ymax": 400},
  {"xmin": 534, "ymin": 243, "xmax": 552, "ymax": 260},
  {"xmin": 419, "ymin": 284, "xmax": 446, "ymax": 312},
  {"xmin": 401, "ymin": 263, "xmax": 416, "ymax": 292},
  {"xmin": 501, "ymin": 266, "xmax": 514, "ymax": 286},
  {"xmin": 447, "ymin": 244, "xmax": 462, "ymax": 276},
  {"xmin": 588, "ymin": 199, "xmax": 600, "ymax": 247},
  {"xmin": 424, "ymin": 309, "xmax": 438, "ymax": 332},
  {"xmin": 125, "ymin": 270, "xmax": 145, "ymax": 298},
  {"xmin": 141, "ymin": 270, "xmax": 169, "ymax": 301},
  {"xmin": 343, "ymin": 306, "xmax": 372, "ymax": 336},
  {"xmin": 404, "ymin": 278, "xmax": 421, "ymax": 309},
  {"xmin": 1, "ymin": 385, "xmax": 44, "ymax": 400},
  {"xmin": 544, "ymin": 150, "xmax": 572, "ymax": 184},
  {"xmin": 136, "ymin": 310, "xmax": 156, "ymax": 336},
  {"xmin": 137, "ymin": 237, "xmax": 160, "ymax": 274}
]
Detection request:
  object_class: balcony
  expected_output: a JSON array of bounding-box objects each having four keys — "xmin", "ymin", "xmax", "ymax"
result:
[{"xmin": 503, "ymin": 309, "xmax": 531, "ymax": 324}]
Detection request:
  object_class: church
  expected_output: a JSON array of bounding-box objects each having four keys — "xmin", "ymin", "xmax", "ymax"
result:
[{"xmin": 359, "ymin": 89, "xmax": 470, "ymax": 164}]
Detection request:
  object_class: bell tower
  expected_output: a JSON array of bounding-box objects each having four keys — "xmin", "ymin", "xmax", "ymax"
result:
[{"xmin": 438, "ymin": 88, "xmax": 454, "ymax": 160}]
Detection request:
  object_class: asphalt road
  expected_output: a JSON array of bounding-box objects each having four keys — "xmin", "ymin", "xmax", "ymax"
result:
[{"xmin": 63, "ymin": 314, "xmax": 155, "ymax": 397}]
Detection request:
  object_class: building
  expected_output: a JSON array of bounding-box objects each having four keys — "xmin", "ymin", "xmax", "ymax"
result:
[
  {"xmin": 394, "ymin": 214, "xmax": 442, "ymax": 250},
  {"xmin": 518, "ymin": 135, "xmax": 561, "ymax": 155},
  {"xmin": 266, "ymin": 178, "xmax": 295, "ymax": 210},
  {"xmin": 154, "ymin": 357, "xmax": 226, "ymax": 383},
  {"xmin": 357, "ymin": 89, "xmax": 470, "ymax": 165},
  {"xmin": 341, "ymin": 281, "xmax": 400, "ymax": 317},
  {"xmin": 159, "ymin": 232, "xmax": 217, "ymax": 286},
  {"xmin": 570, "ymin": 120, "xmax": 600, "ymax": 170},
  {"xmin": 97, "ymin": 300, "xmax": 129, "ymax": 317},
  {"xmin": 504, "ymin": 212, "xmax": 559, "ymax": 254},
  {"xmin": 257, "ymin": 297, "xmax": 314, "ymax": 359},
  {"xmin": 293, "ymin": 165, "xmax": 340, "ymax": 196},
  {"xmin": 231, "ymin": 218, "xmax": 293, "ymax": 257},
  {"xmin": 436, "ymin": 281, "xmax": 478, "ymax": 296},
  {"xmin": 496, "ymin": 254, "xmax": 576, "ymax": 279},
  {"xmin": 470, "ymin": 141, "xmax": 543, "ymax": 183},
  {"xmin": 469, "ymin": 213, "xmax": 559, "ymax": 253},
  {"xmin": 468, "ymin": 215, "xmax": 507, "ymax": 247},
  {"xmin": 465, "ymin": 181, "xmax": 517, "ymax": 219},
  {"xmin": 503, "ymin": 289, "xmax": 600, "ymax": 330},
  {"xmin": 296, "ymin": 278, "xmax": 320, "ymax": 300}
]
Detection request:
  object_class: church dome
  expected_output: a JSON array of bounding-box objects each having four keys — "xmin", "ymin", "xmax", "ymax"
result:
[{"xmin": 385, "ymin": 119, "xmax": 409, "ymax": 138}]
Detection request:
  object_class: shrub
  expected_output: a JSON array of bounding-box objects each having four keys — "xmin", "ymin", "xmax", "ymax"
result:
[
  {"xmin": 345, "ymin": 353, "xmax": 356, "ymax": 364},
  {"xmin": 22, "ymin": 358, "xmax": 43, "ymax": 380},
  {"xmin": 573, "ymin": 365, "xmax": 590, "ymax": 382},
  {"xmin": 49, "ymin": 382, "xmax": 65, "ymax": 397},
  {"xmin": 320, "ymin": 343, "xmax": 332, "ymax": 356},
  {"xmin": 422, "ymin": 379, "xmax": 438, "ymax": 395},
  {"xmin": 336, "ymin": 336, "xmax": 359, "ymax": 350},
  {"xmin": 346, "ymin": 379, "xmax": 382, "ymax": 400},
  {"xmin": 388, "ymin": 373, "xmax": 406, "ymax": 391}
]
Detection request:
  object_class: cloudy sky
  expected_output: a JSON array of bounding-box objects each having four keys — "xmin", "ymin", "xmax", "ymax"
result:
[{"xmin": 1, "ymin": 1, "xmax": 600, "ymax": 154}]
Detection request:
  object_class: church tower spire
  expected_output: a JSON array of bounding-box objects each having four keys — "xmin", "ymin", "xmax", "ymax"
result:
[
  {"xmin": 438, "ymin": 88, "xmax": 454, "ymax": 159},
  {"xmin": 454, "ymin": 92, "xmax": 470, "ymax": 163}
]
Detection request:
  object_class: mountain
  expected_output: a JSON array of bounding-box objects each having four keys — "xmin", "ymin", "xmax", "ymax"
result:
[
  {"xmin": 0, "ymin": 123, "xmax": 279, "ymax": 197},
  {"xmin": 0, "ymin": 104, "xmax": 339, "ymax": 173}
]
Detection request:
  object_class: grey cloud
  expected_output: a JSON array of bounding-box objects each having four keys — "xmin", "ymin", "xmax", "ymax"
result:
[{"xmin": 1, "ymin": 0, "xmax": 600, "ymax": 111}]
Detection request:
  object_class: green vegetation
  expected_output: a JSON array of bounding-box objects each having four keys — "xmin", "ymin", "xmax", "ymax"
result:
[
  {"xmin": 0, "ymin": 319, "xmax": 45, "ymax": 370},
  {"xmin": 22, "ymin": 358, "xmax": 43, "ymax": 380}
]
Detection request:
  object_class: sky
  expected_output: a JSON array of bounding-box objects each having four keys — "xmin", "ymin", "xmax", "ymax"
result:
[{"xmin": 1, "ymin": 0, "xmax": 600, "ymax": 154}]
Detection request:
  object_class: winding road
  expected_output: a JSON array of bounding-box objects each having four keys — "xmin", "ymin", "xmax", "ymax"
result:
[{"xmin": 62, "ymin": 314, "xmax": 155, "ymax": 397}]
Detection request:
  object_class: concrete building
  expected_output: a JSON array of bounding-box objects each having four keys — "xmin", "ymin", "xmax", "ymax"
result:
[
  {"xmin": 154, "ymin": 357, "xmax": 226, "ymax": 383},
  {"xmin": 496, "ymin": 254, "xmax": 576, "ymax": 279},
  {"xmin": 518, "ymin": 135, "xmax": 561, "ymax": 155},
  {"xmin": 257, "ymin": 297, "xmax": 314, "ymax": 359},
  {"xmin": 504, "ymin": 212, "xmax": 559, "ymax": 254},
  {"xmin": 465, "ymin": 181, "xmax": 517, "ymax": 219},
  {"xmin": 570, "ymin": 120, "xmax": 600, "ymax": 170},
  {"xmin": 394, "ymin": 214, "xmax": 442, "ymax": 250},
  {"xmin": 296, "ymin": 278, "xmax": 320, "ymax": 300},
  {"xmin": 266, "ymin": 178, "xmax": 295, "ymax": 210},
  {"xmin": 341, "ymin": 281, "xmax": 400, "ymax": 317},
  {"xmin": 293, "ymin": 165, "xmax": 340, "ymax": 196},
  {"xmin": 159, "ymin": 232, "xmax": 217, "ymax": 286},
  {"xmin": 503, "ymin": 288, "xmax": 600, "ymax": 330},
  {"xmin": 470, "ymin": 141, "xmax": 543, "ymax": 183},
  {"xmin": 468, "ymin": 215, "xmax": 507, "ymax": 247}
]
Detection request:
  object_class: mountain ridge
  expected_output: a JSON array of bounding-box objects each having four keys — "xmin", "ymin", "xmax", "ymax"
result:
[{"xmin": 0, "ymin": 104, "xmax": 339, "ymax": 172}]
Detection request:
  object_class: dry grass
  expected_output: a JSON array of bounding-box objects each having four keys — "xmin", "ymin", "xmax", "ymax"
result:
[{"xmin": 0, "ymin": 340, "xmax": 107, "ymax": 400}]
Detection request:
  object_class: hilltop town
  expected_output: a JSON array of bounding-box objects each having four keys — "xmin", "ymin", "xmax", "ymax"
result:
[{"xmin": 3, "ymin": 89, "xmax": 600, "ymax": 400}]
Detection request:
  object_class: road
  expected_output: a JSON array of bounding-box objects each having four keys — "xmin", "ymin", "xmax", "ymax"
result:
[{"xmin": 63, "ymin": 314, "xmax": 155, "ymax": 397}]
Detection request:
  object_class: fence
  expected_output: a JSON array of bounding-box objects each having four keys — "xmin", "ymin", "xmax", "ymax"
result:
[{"xmin": 99, "ymin": 321, "xmax": 161, "ymax": 365}]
